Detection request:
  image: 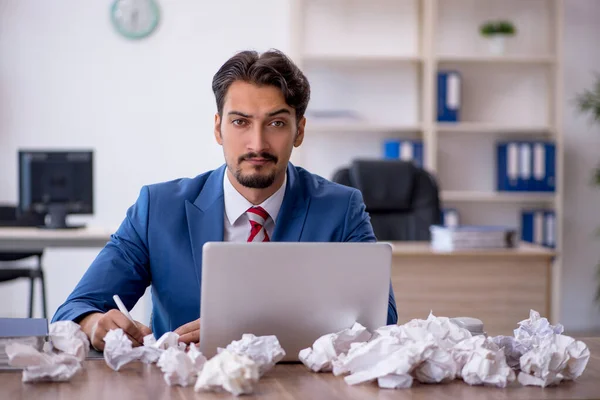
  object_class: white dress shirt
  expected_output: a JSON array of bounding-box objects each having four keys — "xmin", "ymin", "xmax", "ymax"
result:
[{"xmin": 223, "ymin": 170, "xmax": 287, "ymax": 242}]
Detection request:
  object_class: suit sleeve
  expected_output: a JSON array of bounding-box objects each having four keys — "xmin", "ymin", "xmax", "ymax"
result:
[
  {"xmin": 51, "ymin": 186, "xmax": 152, "ymax": 323},
  {"xmin": 342, "ymin": 189, "xmax": 398, "ymax": 326}
]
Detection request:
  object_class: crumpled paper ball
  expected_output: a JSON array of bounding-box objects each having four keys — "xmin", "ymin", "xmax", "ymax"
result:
[
  {"xmin": 221, "ymin": 334, "xmax": 285, "ymax": 376},
  {"xmin": 377, "ymin": 312, "xmax": 472, "ymax": 350},
  {"xmin": 518, "ymin": 333, "xmax": 591, "ymax": 387},
  {"xmin": 103, "ymin": 329, "xmax": 161, "ymax": 371},
  {"xmin": 194, "ymin": 350, "xmax": 259, "ymax": 396},
  {"xmin": 48, "ymin": 321, "xmax": 90, "ymax": 361},
  {"xmin": 157, "ymin": 344, "xmax": 207, "ymax": 387},
  {"xmin": 6, "ymin": 342, "xmax": 82, "ymax": 383},
  {"xmin": 299, "ymin": 322, "xmax": 371, "ymax": 372},
  {"xmin": 453, "ymin": 335, "xmax": 515, "ymax": 387}
]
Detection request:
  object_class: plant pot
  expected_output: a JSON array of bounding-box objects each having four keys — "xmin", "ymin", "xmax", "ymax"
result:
[{"xmin": 487, "ymin": 35, "xmax": 507, "ymax": 55}]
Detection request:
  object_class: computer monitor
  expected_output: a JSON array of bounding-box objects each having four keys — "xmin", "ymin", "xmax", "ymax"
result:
[{"xmin": 18, "ymin": 150, "xmax": 94, "ymax": 229}]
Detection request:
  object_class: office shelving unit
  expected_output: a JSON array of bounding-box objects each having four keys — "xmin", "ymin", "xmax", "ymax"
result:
[{"xmin": 290, "ymin": 0, "xmax": 563, "ymax": 322}]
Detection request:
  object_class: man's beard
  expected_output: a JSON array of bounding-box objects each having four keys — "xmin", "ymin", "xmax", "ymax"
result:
[{"xmin": 233, "ymin": 152, "xmax": 278, "ymax": 189}]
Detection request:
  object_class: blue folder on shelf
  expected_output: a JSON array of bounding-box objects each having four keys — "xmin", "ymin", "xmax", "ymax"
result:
[
  {"xmin": 521, "ymin": 209, "xmax": 555, "ymax": 248},
  {"xmin": 497, "ymin": 142, "xmax": 521, "ymax": 191},
  {"xmin": 383, "ymin": 139, "xmax": 424, "ymax": 168},
  {"xmin": 437, "ymin": 70, "xmax": 461, "ymax": 122},
  {"xmin": 497, "ymin": 141, "xmax": 556, "ymax": 192}
]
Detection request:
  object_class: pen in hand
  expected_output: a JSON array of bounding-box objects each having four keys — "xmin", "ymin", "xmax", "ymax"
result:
[{"xmin": 113, "ymin": 294, "xmax": 139, "ymax": 328}]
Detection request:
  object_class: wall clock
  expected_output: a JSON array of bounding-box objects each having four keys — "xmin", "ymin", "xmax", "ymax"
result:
[{"xmin": 110, "ymin": 0, "xmax": 160, "ymax": 40}]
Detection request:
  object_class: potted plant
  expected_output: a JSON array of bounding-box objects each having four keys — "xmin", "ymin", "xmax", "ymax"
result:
[
  {"xmin": 575, "ymin": 74, "xmax": 600, "ymax": 304},
  {"xmin": 479, "ymin": 20, "xmax": 517, "ymax": 55}
]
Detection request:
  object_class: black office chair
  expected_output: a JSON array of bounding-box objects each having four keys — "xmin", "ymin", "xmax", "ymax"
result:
[
  {"xmin": 332, "ymin": 159, "xmax": 442, "ymax": 241},
  {"xmin": 0, "ymin": 205, "xmax": 47, "ymax": 318}
]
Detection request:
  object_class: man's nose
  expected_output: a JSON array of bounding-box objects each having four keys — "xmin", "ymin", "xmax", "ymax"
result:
[{"xmin": 247, "ymin": 124, "xmax": 268, "ymax": 152}]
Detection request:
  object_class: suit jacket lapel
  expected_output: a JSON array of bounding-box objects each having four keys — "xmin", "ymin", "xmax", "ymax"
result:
[
  {"xmin": 186, "ymin": 165, "xmax": 226, "ymax": 285},
  {"xmin": 272, "ymin": 163, "xmax": 310, "ymax": 242}
]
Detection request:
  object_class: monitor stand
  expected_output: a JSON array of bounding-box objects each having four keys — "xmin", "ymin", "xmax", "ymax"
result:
[{"xmin": 39, "ymin": 204, "xmax": 86, "ymax": 230}]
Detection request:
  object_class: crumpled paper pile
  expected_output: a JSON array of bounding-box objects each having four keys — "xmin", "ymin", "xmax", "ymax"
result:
[
  {"xmin": 103, "ymin": 328, "xmax": 284, "ymax": 396},
  {"xmin": 6, "ymin": 321, "xmax": 90, "ymax": 382},
  {"xmin": 194, "ymin": 350, "xmax": 260, "ymax": 396},
  {"xmin": 194, "ymin": 334, "xmax": 285, "ymax": 395},
  {"xmin": 7, "ymin": 318, "xmax": 283, "ymax": 396},
  {"xmin": 218, "ymin": 334, "xmax": 286, "ymax": 376},
  {"xmin": 492, "ymin": 310, "xmax": 590, "ymax": 387},
  {"xmin": 299, "ymin": 322, "xmax": 371, "ymax": 372},
  {"xmin": 156, "ymin": 344, "xmax": 207, "ymax": 387},
  {"xmin": 300, "ymin": 310, "xmax": 590, "ymax": 390}
]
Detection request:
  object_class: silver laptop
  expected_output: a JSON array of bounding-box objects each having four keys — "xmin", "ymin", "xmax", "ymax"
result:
[{"xmin": 198, "ymin": 242, "xmax": 392, "ymax": 361}]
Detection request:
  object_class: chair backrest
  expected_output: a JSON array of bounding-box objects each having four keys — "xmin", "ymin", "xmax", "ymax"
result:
[
  {"xmin": 0, "ymin": 205, "xmax": 44, "ymax": 227},
  {"xmin": 332, "ymin": 159, "xmax": 441, "ymax": 241},
  {"xmin": 0, "ymin": 205, "xmax": 44, "ymax": 260}
]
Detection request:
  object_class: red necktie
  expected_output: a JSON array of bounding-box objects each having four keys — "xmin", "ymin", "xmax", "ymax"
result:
[{"xmin": 246, "ymin": 206, "xmax": 270, "ymax": 242}]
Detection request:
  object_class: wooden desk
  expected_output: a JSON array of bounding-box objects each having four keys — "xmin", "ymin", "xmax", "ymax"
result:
[
  {"xmin": 0, "ymin": 227, "xmax": 113, "ymax": 252},
  {"xmin": 389, "ymin": 242, "xmax": 556, "ymax": 335},
  {"xmin": 2, "ymin": 338, "xmax": 598, "ymax": 399}
]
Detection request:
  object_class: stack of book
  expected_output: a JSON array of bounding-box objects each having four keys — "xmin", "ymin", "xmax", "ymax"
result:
[
  {"xmin": 430, "ymin": 225, "xmax": 516, "ymax": 252},
  {"xmin": 0, "ymin": 318, "xmax": 48, "ymax": 369}
]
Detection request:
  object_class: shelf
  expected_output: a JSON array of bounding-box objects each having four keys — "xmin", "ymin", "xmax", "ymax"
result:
[
  {"xmin": 436, "ymin": 55, "xmax": 556, "ymax": 65},
  {"xmin": 302, "ymin": 54, "xmax": 422, "ymax": 66},
  {"xmin": 307, "ymin": 123, "xmax": 423, "ymax": 134},
  {"xmin": 436, "ymin": 123, "xmax": 554, "ymax": 135},
  {"xmin": 441, "ymin": 191, "xmax": 555, "ymax": 204}
]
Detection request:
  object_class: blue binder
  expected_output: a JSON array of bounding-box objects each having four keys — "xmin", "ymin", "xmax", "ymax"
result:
[
  {"xmin": 531, "ymin": 141, "xmax": 556, "ymax": 192},
  {"xmin": 521, "ymin": 210, "xmax": 534, "ymax": 243},
  {"xmin": 544, "ymin": 210, "xmax": 556, "ymax": 248},
  {"xmin": 518, "ymin": 142, "xmax": 532, "ymax": 191},
  {"xmin": 521, "ymin": 209, "xmax": 555, "ymax": 248},
  {"xmin": 437, "ymin": 71, "xmax": 461, "ymax": 122},
  {"xmin": 543, "ymin": 142, "xmax": 556, "ymax": 192},
  {"xmin": 499, "ymin": 141, "xmax": 556, "ymax": 192},
  {"xmin": 497, "ymin": 142, "xmax": 521, "ymax": 191},
  {"xmin": 383, "ymin": 140, "xmax": 424, "ymax": 168}
]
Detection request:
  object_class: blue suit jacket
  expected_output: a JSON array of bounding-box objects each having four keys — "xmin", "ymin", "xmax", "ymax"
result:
[{"xmin": 52, "ymin": 163, "xmax": 398, "ymax": 336}]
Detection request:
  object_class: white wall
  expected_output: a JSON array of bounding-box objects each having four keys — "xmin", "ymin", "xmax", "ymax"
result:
[
  {"xmin": 560, "ymin": 0, "xmax": 600, "ymax": 332},
  {"xmin": 0, "ymin": 0, "xmax": 599, "ymax": 332},
  {"xmin": 0, "ymin": 0, "xmax": 291, "ymax": 322}
]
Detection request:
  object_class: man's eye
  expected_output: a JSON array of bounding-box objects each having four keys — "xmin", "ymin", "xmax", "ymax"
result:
[
  {"xmin": 232, "ymin": 119, "xmax": 247, "ymax": 126},
  {"xmin": 270, "ymin": 121, "xmax": 285, "ymax": 127}
]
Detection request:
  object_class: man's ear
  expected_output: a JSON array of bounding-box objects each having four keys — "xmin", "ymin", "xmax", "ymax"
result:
[
  {"xmin": 214, "ymin": 113, "xmax": 223, "ymax": 145},
  {"xmin": 294, "ymin": 117, "xmax": 306, "ymax": 147}
]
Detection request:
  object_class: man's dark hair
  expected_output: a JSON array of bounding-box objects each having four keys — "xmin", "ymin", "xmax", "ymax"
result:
[{"xmin": 212, "ymin": 49, "xmax": 311, "ymax": 123}]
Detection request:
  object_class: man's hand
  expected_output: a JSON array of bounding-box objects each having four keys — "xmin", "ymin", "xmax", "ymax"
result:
[
  {"xmin": 174, "ymin": 318, "xmax": 201, "ymax": 345},
  {"xmin": 79, "ymin": 310, "xmax": 152, "ymax": 351}
]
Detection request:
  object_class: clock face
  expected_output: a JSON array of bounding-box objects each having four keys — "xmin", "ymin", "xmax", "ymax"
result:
[{"xmin": 111, "ymin": 0, "xmax": 160, "ymax": 40}]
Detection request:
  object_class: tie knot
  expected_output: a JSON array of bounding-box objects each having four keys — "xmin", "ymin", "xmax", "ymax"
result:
[
  {"xmin": 246, "ymin": 206, "xmax": 269, "ymax": 224},
  {"xmin": 246, "ymin": 206, "xmax": 270, "ymax": 242}
]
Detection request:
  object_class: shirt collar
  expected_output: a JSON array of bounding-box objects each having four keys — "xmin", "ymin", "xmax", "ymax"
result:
[{"xmin": 223, "ymin": 169, "xmax": 287, "ymax": 226}]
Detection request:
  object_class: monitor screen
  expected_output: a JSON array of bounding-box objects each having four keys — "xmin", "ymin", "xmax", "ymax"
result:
[{"xmin": 18, "ymin": 150, "xmax": 94, "ymax": 227}]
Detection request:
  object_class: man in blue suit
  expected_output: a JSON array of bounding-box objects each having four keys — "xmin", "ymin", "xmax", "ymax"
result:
[{"xmin": 53, "ymin": 49, "xmax": 398, "ymax": 350}]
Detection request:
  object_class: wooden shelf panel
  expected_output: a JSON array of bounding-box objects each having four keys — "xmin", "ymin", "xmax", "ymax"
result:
[
  {"xmin": 436, "ymin": 55, "xmax": 556, "ymax": 65},
  {"xmin": 302, "ymin": 54, "xmax": 422, "ymax": 66},
  {"xmin": 441, "ymin": 190, "xmax": 556, "ymax": 203},
  {"xmin": 436, "ymin": 123, "xmax": 554, "ymax": 135},
  {"xmin": 307, "ymin": 123, "xmax": 423, "ymax": 134}
]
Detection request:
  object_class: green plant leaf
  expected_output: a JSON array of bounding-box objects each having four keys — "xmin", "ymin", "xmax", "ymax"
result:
[
  {"xmin": 498, "ymin": 21, "xmax": 516, "ymax": 35},
  {"xmin": 480, "ymin": 21, "xmax": 497, "ymax": 37},
  {"xmin": 594, "ymin": 166, "xmax": 600, "ymax": 186},
  {"xmin": 576, "ymin": 74, "xmax": 600, "ymax": 123}
]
